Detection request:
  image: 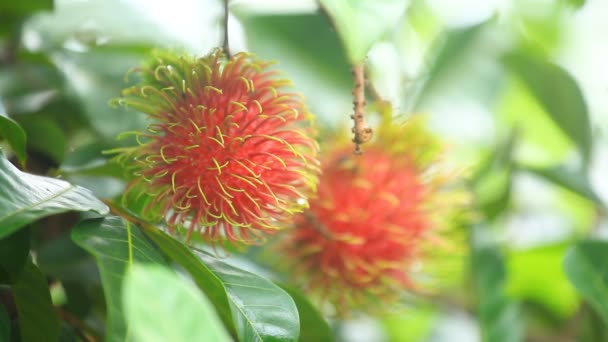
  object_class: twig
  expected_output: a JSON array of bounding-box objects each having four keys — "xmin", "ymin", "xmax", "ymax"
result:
[
  {"xmin": 222, "ymin": 0, "xmax": 230, "ymax": 56},
  {"xmin": 56, "ymin": 308, "xmax": 101, "ymax": 342},
  {"xmin": 351, "ymin": 63, "xmax": 373, "ymax": 154},
  {"xmin": 102, "ymin": 199, "xmax": 157, "ymax": 233}
]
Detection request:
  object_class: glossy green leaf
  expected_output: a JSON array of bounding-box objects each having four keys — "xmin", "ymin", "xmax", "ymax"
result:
[
  {"xmin": 144, "ymin": 227, "xmax": 300, "ymax": 342},
  {"xmin": 12, "ymin": 259, "xmax": 60, "ymax": 342},
  {"xmin": 279, "ymin": 284, "xmax": 333, "ymax": 342},
  {"xmin": 520, "ymin": 164, "xmax": 603, "ymax": 206},
  {"xmin": 319, "ymin": 0, "xmax": 409, "ymax": 63},
  {"xmin": 0, "ymin": 303, "xmax": 9, "ymax": 342},
  {"xmin": 123, "ymin": 264, "xmax": 231, "ymax": 342},
  {"xmin": 504, "ymin": 53, "xmax": 592, "ymax": 164},
  {"xmin": 0, "ymin": 105, "xmax": 27, "ymax": 166},
  {"xmin": 71, "ymin": 216, "xmax": 167, "ymax": 342},
  {"xmin": 0, "ymin": 228, "xmax": 30, "ymax": 283},
  {"xmin": 0, "ymin": 155, "xmax": 108, "ymax": 238},
  {"xmin": 564, "ymin": 241, "xmax": 608, "ymax": 324}
]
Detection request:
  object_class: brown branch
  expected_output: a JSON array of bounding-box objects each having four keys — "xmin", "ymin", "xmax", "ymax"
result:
[
  {"xmin": 351, "ymin": 63, "xmax": 373, "ymax": 154},
  {"xmin": 222, "ymin": 0, "xmax": 230, "ymax": 57}
]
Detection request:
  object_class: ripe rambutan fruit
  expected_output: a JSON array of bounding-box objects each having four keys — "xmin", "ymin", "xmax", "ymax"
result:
[
  {"xmin": 280, "ymin": 111, "xmax": 470, "ymax": 311},
  {"xmin": 111, "ymin": 49, "xmax": 319, "ymax": 244}
]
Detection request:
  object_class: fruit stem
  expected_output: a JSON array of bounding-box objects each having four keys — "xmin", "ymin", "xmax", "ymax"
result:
[{"xmin": 351, "ymin": 63, "xmax": 373, "ymax": 154}]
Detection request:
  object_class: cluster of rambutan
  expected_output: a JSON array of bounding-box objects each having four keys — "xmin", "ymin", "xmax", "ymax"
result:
[{"xmin": 113, "ymin": 49, "xmax": 469, "ymax": 312}]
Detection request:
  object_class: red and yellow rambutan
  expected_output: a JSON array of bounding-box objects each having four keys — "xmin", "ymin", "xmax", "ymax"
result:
[
  {"xmin": 280, "ymin": 111, "xmax": 470, "ymax": 311},
  {"xmin": 112, "ymin": 50, "xmax": 319, "ymax": 244}
]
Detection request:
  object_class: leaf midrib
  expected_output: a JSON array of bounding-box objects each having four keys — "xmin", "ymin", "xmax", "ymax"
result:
[{"xmin": 0, "ymin": 183, "xmax": 75, "ymax": 225}]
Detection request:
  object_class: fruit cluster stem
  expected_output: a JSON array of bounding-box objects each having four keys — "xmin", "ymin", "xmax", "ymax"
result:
[
  {"xmin": 222, "ymin": 0, "xmax": 230, "ymax": 56},
  {"xmin": 351, "ymin": 63, "xmax": 373, "ymax": 154}
]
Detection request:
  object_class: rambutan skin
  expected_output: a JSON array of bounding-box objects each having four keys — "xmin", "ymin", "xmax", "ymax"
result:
[
  {"xmin": 280, "ymin": 116, "xmax": 469, "ymax": 310},
  {"xmin": 113, "ymin": 50, "xmax": 319, "ymax": 244}
]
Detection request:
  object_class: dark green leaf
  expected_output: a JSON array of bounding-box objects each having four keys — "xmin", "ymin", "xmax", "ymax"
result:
[
  {"xmin": 504, "ymin": 53, "xmax": 592, "ymax": 164},
  {"xmin": 520, "ymin": 164, "xmax": 602, "ymax": 206},
  {"xmin": 0, "ymin": 303, "xmax": 9, "ymax": 342},
  {"xmin": 144, "ymin": 227, "xmax": 300, "ymax": 342},
  {"xmin": 62, "ymin": 282, "xmax": 93, "ymax": 317},
  {"xmin": 0, "ymin": 105, "xmax": 27, "ymax": 167},
  {"xmin": 71, "ymin": 216, "xmax": 167, "ymax": 342},
  {"xmin": 279, "ymin": 284, "xmax": 333, "ymax": 342},
  {"xmin": 0, "ymin": 228, "xmax": 30, "ymax": 283},
  {"xmin": 0, "ymin": 155, "xmax": 108, "ymax": 238},
  {"xmin": 61, "ymin": 142, "xmax": 125, "ymax": 179},
  {"xmin": 0, "ymin": 0, "xmax": 53, "ymax": 15},
  {"xmin": 564, "ymin": 241, "xmax": 608, "ymax": 324},
  {"xmin": 123, "ymin": 264, "xmax": 231, "ymax": 342},
  {"xmin": 37, "ymin": 234, "xmax": 100, "ymax": 285},
  {"xmin": 19, "ymin": 116, "xmax": 65, "ymax": 165},
  {"xmin": 12, "ymin": 259, "xmax": 60, "ymax": 342},
  {"xmin": 318, "ymin": 0, "xmax": 408, "ymax": 63}
]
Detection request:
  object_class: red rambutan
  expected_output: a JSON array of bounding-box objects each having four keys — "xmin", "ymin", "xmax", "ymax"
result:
[
  {"xmin": 280, "ymin": 114, "xmax": 469, "ymax": 311},
  {"xmin": 112, "ymin": 50, "xmax": 319, "ymax": 244}
]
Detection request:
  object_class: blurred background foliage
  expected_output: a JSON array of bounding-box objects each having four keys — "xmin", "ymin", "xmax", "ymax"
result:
[{"xmin": 2, "ymin": 0, "xmax": 608, "ymax": 341}]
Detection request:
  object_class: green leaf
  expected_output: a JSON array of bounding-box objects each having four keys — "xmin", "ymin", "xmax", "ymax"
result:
[
  {"xmin": 381, "ymin": 307, "xmax": 436, "ymax": 342},
  {"xmin": 0, "ymin": 303, "xmax": 9, "ymax": 342},
  {"xmin": 278, "ymin": 284, "xmax": 333, "ymax": 342},
  {"xmin": 0, "ymin": 228, "xmax": 30, "ymax": 283},
  {"xmin": 319, "ymin": 0, "xmax": 409, "ymax": 63},
  {"xmin": 473, "ymin": 131, "xmax": 517, "ymax": 221},
  {"xmin": 37, "ymin": 234, "xmax": 100, "ymax": 285},
  {"xmin": 144, "ymin": 227, "xmax": 300, "ymax": 342},
  {"xmin": 415, "ymin": 20, "xmax": 489, "ymax": 107},
  {"xmin": 0, "ymin": 105, "xmax": 27, "ymax": 167},
  {"xmin": 0, "ymin": 155, "xmax": 108, "ymax": 238},
  {"xmin": 506, "ymin": 243, "xmax": 578, "ymax": 318},
  {"xmin": 504, "ymin": 53, "xmax": 592, "ymax": 165},
  {"xmin": 53, "ymin": 46, "xmax": 151, "ymax": 139},
  {"xmin": 566, "ymin": 0, "xmax": 586, "ymax": 8},
  {"xmin": 12, "ymin": 259, "xmax": 60, "ymax": 342},
  {"xmin": 473, "ymin": 245, "xmax": 523, "ymax": 342},
  {"xmin": 71, "ymin": 216, "xmax": 167, "ymax": 342},
  {"xmin": 123, "ymin": 264, "xmax": 231, "ymax": 342},
  {"xmin": 240, "ymin": 13, "xmax": 352, "ymax": 126},
  {"xmin": 19, "ymin": 116, "xmax": 65, "ymax": 165},
  {"xmin": 0, "ymin": 0, "xmax": 53, "ymax": 15},
  {"xmin": 520, "ymin": 164, "xmax": 603, "ymax": 206},
  {"xmin": 564, "ymin": 241, "xmax": 608, "ymax": 324}
]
